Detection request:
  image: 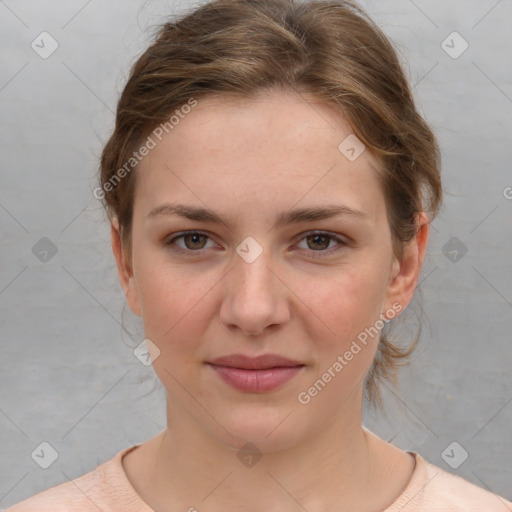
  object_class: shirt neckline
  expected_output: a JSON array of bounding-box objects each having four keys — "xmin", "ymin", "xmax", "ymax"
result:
[
  {"xmin": 113, "ymin": 444, "xmax": 428, "ymax": 511},
  {"xmin": 115, "ymin": 444, "xmax": 154, "ymax": 511},
  {"xmin": 382, "ymin": 451, "xmax": 431, "ymax": 511}
]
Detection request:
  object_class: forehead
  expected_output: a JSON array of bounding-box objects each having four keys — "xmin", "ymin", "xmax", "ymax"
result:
[{"xmin": 134, "ymin": 88, "xmax": 386, "ymax": 222}]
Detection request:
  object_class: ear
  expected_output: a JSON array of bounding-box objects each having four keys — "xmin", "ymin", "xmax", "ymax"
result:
[
  {"xmin": 384, "ymin": 212, "xmax": 430, "ymax": 315},
  {"xmin": 111, "ymin": 217, "xmax": 142, "ymax": 317}
]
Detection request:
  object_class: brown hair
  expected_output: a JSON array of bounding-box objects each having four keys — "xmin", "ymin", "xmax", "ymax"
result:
[{"xmin": 98, "ymin": 0, "xmax": 442, "ymax": 407}]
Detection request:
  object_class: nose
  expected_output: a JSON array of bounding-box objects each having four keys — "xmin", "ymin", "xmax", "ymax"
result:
[{"xmin": 219, "ymin": 249, "xmax": 291, "ymax": 336}]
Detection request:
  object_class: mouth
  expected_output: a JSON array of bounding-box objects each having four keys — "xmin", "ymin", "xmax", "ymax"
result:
[
  {"xmin": 206, "ymin": 354, "xmax": 305, "ymax": 393},
  {"xmin": 208, "ymin": 353, "xmax": 304, "ymax": 370}
]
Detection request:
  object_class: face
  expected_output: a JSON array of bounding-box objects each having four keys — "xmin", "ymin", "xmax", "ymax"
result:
[{"xmin": 112, "ymin": 88, "xmax": 427, "ymax": 451}]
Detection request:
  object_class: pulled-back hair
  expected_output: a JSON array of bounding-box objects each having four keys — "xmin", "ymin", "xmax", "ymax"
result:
[{"xmin": 98, "ymin": 0, "xmax": 442, "ymax": 407}]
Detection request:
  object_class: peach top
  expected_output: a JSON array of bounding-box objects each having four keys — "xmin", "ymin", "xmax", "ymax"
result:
[{"xmin": 6, "ymin": 444, "xmax": 512, "ymax": 511}]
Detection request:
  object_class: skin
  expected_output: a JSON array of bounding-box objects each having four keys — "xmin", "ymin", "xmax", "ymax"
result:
[{"xmin": 111, "ymin": 87, "xmax": 429, "ymax": 512}]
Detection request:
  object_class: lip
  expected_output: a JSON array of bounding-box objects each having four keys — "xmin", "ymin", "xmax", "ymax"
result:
[
  {"xmin": 209, "ymin": 354, "xmax": 303, "ymax": 370},
  {"xmin": 207, "ymin": 354, "xmax": 305, "ymax": 393}
]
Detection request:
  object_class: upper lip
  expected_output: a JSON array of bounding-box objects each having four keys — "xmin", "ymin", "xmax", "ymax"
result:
[{"xmin": 208, "ymin": 354, "xmax": 304, "ymax": 370}]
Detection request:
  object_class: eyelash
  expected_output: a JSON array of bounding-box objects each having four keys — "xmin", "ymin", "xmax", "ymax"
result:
[{"xmin": 164, "ymin": 230, "xmax": 348, "ymax": 258}]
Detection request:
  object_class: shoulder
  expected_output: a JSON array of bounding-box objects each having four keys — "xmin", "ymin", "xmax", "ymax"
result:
[
  {"xmin": 5, "ymin": 445, "xmax": 141, "ymax": 512},
  {"xmin": 389, "ymin": 451, "xmax": 512, "ymax": 511},
  {"xmin": 5, "ymin": 479, "xmax": 88, "ymax": 512}
]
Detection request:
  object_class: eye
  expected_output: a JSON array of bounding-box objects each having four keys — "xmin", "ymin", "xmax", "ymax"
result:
[
  {"xmin": 295, "ymin": 231, "xmax": 347, "ymax": 256},
  {"xmin": 165, "ymin": 231, "xmax": 217, "ymax": 254}
]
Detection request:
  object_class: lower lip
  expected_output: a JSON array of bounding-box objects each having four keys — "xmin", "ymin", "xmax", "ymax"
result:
[{"xmin": 208, "ymin": 364, "xmax": 304, "ymax": 393}]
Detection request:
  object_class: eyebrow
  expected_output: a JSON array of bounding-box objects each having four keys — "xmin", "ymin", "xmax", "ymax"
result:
[{"xmin": 147, "ymin": 202, "xmax": 368, "ymax": 230}]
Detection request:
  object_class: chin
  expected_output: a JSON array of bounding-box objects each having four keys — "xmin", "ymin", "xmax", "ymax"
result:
[{"xmin": 211, "ymin": 406, "xmax": 306, "ymax": 453}]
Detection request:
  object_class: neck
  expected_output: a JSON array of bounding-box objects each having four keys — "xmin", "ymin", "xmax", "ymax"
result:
[{"xmin": 141, "ymin": 391, "xmax": 385, "ymax": 512}]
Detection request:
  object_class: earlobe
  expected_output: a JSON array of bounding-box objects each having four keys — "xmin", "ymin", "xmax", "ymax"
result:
[
  {"xmin": 385, "ymin": 213, "xmax": 430, "ymax": 313},
  {"xmin": 111, "ymin": 218, "xmax": 142, "ymax": 317}
]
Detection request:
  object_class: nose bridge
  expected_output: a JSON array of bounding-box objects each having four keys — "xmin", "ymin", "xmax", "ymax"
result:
[
  {"xmin": 220, "ymin": 241, "xmax": 289, "ymax": 334},
  {"xmin": 235, "ymin": 247, "xmax": 275, "ymax": 298}
]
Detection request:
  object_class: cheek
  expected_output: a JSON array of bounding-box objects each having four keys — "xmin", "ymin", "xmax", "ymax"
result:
[
  {"xmin": 295, "ymin": 269, "xmax": 389, "ymax": 409},
  {"xmin": 135, "ymin": 261, "xmax": 216, "ymax": 353},
  {"xmin": 298, "ymin": 262, "xmax": 390, "ymax": 347}
]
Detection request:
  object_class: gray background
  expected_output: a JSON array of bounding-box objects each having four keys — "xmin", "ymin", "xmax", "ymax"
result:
[{"xmin": 1, "ymin": 0, "xmax": 511, "ymax": 507}]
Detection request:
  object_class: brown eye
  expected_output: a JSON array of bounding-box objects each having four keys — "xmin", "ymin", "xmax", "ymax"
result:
[
  {"xmin": 165, "ymin": 231, "xmax": 216, "ymax": 254},
  {"xmin": 295, "ymin": 231, "xmax": 347, "ymax": 257},
  {"xmin": 306, "ymin": 234, "xmax": 331, "ymax": 251},
  {"xmin": 182, "ymin": 233, "xmax": 208, "ymax": 250}
]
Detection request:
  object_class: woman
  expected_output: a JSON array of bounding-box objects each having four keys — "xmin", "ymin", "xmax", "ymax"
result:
[{"xmin": 8, "ymin": 0, "xmax": 511, "ymax": 510}]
